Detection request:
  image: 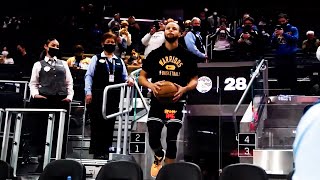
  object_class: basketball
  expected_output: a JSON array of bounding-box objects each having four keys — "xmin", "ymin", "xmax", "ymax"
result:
[{"xmin": 155, "ymin": 81, "xmax": 178, "ymax": 104}]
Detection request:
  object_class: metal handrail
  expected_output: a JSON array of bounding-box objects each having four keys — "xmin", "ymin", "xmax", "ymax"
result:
[
  {"xmin": 205, "ymin": 34, "xmax": 213, "ymax": 60},
  {"xmin": 102, "ymin": 83, "xmax": 129, "ymax": 120},
  {"xmin": 101, "ymin": 69, "xmax": 151, "ymax": 155},
  {"xmin": 1, "ymin": 108, "xmax": 66, "ymax": 176},
  {"xmin": 130, "ymin": 68, "xmax": 150, "ymax": 112},
  {"xmin": 102, "ymin": 82, "xmax": 133, "ymax": 155},
  {"xmin": 0, "ymin": 80, "xmax": 29, "ymax": 107},
  {"xmin": 233, "ymin": 59, "xmax": 267, "ymax": 139}
]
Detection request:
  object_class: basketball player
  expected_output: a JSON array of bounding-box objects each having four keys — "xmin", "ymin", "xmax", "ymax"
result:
[{"xmin": 138, "ymin": 22, "xmax": 199, "ymax": 177}]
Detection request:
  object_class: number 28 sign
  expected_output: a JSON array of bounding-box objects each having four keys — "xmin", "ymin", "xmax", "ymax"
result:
[{"xmin": 224, "ymin": 77, "xmax": 247, "ymax": 91}]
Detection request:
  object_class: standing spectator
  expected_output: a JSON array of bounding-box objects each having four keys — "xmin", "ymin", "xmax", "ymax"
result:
[
  {"xmin": 184, "ymin": 17, "xmax": 207, "ymax": 63},
  {"xmin": 199, "ymin": 11, "xmax": 210, "ymax": 39},
  {"xmin": 108, "ymin": 13, "xmax": 121, "ymax": 29},
  {"xmin": 141, "ymin": 20, "xmax": 165, "ymax": 59},
  {"xmin": 207, "ymin": 11, "xmax": 220, "ymax": 32},
  {"xmin": 127, "ymin": 16, "xmax": 141, "ymax": 53},
  {"xmin": 271, "ymin": 13, "xmax": 299, "ymax": 93}
]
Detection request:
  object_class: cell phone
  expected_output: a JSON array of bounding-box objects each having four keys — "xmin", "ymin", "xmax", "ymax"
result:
[
  {"xmin": 275, "ymin": 25, "xmax": 283, "ymax": 30},
  {"xmin": 154, "ymin": 23, "xmax": 160, "ymax": 30}
]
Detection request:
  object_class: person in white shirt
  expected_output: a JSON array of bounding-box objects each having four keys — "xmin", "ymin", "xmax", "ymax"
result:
[
  {"xmin": 141, "ymin": 20, "xmax": 166, "ymax": 59},
  {"xmin": 210, "ymin": 15, "xmax": 235, "ymax": 61},
  {"xmin": 28, "ymin": 37, "xmax": 74, "ymax": 172},
  {"xmin": 0, "ymin": 49, "xmax": 14, "ymax": 64},
  {"xmin": 292, "ymin": 101, "xmax": 320, "ymax": 180},
  {"xmin": 316, "ymin": 46, "xmax": 320, "ymax": 61}
]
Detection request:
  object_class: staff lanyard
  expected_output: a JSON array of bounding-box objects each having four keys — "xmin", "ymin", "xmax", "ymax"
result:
[{"xmin": 105, "ymin": 58, "xmax": 116, "ymax": 75}]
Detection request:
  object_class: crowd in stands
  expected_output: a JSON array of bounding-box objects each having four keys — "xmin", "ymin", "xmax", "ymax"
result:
[{"xmin": 0, "ymin": 6, "xmax": 320, "ymax": 83}]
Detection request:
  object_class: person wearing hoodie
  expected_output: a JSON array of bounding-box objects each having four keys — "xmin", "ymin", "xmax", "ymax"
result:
[{"xmin": 271, "ymin": 13, "xmax": 299, "ymax": 93}]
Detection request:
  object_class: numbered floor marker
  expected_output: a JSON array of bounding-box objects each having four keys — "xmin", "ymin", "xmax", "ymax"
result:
[
  {"xmin": 129, "ymin": 132, "xmax": 146, "ymax": 154},
  {"xmin": 238, "ymin": 133, "xmax": 256, "ymax": 157}
]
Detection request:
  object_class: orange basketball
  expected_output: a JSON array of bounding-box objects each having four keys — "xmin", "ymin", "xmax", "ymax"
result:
[{"xmin": 155, "ymin": 81, "xmax": 178, "ymax": 104}]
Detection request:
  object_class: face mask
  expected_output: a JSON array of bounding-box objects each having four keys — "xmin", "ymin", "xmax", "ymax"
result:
[
  {"xmin": 281, "ymin": 23, "xmax": 287, "ymax": 29},
  {"xmin": 165, "ymin": 36, "xmax": 178, "ymax": 43},
  {"xmin": 48, "ymin": 47, "xmax": 59, "ymax": 58},
  {"xmin": 103, "ymin": 44, "xmax": 116, "ymax": 53},
  {"xmin": 192, "ymin": 26, "xmax": 201, "ymax": 32},
  {"xmin": 2, "ymin": 51, "xmax": 8, "ymax": 56},
  {"xmin": 243, "ymin": 25, "xmax": 252, "ymax": 33}
]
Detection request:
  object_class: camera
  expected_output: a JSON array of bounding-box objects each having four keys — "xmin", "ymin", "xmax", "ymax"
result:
[
  {"xmin": 153, "ymin": 20, "xmax": 160, "ymax": 30},
  {"xmin": 153, "ymin": 19, "xmax": 163, "ymax": 30}
]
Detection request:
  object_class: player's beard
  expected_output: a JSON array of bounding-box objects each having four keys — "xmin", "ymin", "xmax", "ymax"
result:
[{"xmin": 165, "ymin": 36, "xmax": 178, "ymax": 43}]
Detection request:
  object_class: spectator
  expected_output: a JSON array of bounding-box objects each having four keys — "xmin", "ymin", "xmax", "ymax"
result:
[
  {"xmin": 302, "ymin": 30, "xmax": 320, "ymax": 57},
  {"xmin": 184, "ymin": 17, "xmax": 207, "ymax": 63},
  {"xmin": 141, "ymin": 20, "xmax": 165, "ymax": 59},
  {"xmin": 271, "ymin": 13, "xmax": 299, "ymax": 93},
  {"xmin": 67, "ymin": 44, "xmax": 91, "ymax": 70}
]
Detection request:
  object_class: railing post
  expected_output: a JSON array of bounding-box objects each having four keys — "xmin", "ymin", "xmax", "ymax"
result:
[
  {"xmin": 1, "ymin": 108, "xmax": 67, "ymax": 176},
  {"xmin": 233, "ymin": 59, "xmax": 266, "ymax": 139}
]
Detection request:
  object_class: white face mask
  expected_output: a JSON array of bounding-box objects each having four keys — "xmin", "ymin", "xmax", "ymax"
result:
[{"xmin": 2, "ymin": 51, "xmax": 8, "ymax": 56}]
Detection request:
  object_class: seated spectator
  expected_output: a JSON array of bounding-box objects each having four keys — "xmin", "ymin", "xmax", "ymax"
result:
[
  {"xmin": 119, "ymin": 20, "xmax": 132, "ymax": 47},
  {"xmin": 235, "ymin": 17, "xmax": 262, "ymax": 61},
  {"xmin": 67, "ymin": 44, "xmax": 91, "ymax": 70},
  {"xmin": 210, "ymin": 15, "xmax": 235, "ymax": 61},
  {"xmin": 0, "ymin": 47, "xmax": 14, "ymax": 64},
  {"xmin": 302, "ymin": 30, "xmax": 320, "ymax": 57},
  {"xmin": 127, "ymin": 49, "xmax": 142, "ymax": 66}
]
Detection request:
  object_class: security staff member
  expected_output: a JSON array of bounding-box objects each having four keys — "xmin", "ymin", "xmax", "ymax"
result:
[
  {"xmin": 85, "ymin": 32, "xmax": 133, "ymax": 159},
  {"xmin": 29, "ymin": 37, "xmax": 73, "ymax": 171}
]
